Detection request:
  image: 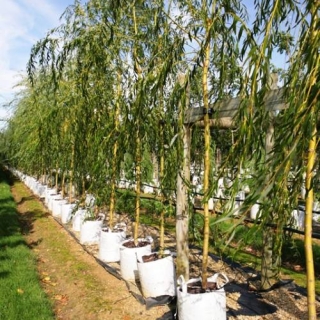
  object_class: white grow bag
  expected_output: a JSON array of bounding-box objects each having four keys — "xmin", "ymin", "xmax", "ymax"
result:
[
  {"xmin": 79, "ymin": 214, "xmax": 105, "ymax": 245},
  {"xmin": 61, "ymin": 203, "xmax": 76, "ymax": 224},
  {"xmin": 250, "ymin": 203, "xmax": 260, "ymax": 220},
  {"xmin": 120, "ymin": 238, "xmax": 152, "ymax": 281},
  {"xmin": 72, "ymin": 209, "xmax": 87, "ymax": 232},
  {"xmin": 177, "ymin": 273, "xmax": 229, "ymax": 320},
  {"xmin": 48, "ymin": 194, "xmax": 63, "ymax": 212},
  {"xmin": 44, "ymin": 188, "xmax": 57, "ymax": 206},
  {"xmin": 99, "ymin": 223, "xmax": 126, "ymax": 262},
  {"xmin": 52, "ymin": 199, "xmax": 67, "ymax": 217},
  {"xmin": 137, "ymin": 251, "xmax": 176, "ymax": 298}
]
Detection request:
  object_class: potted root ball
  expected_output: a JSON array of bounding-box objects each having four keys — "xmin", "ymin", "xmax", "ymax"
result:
[
  {"xmin": 177, "ymin": 273, "xmax": 229, "ymax": 320},
  {"xmin": 119, "ymin": 237, "xmax": 152, "ymax": 282},
  {"xmin": 61, "ymin": 202, "xmax": 77, "ymax": 224},
  {"xmin": 72, "ymin": 207, "xmax": 87, "ymax": 232},
  {"xmin": 137, "ymin": 250, "xmax": 176, "ymax": 299},
  {"xmin": 44, "ymin": 187, "xmax": 57, "ymax": 207},
  {"xmin": 99, "ymin": 222, "xmax": 127, "ymax": 263},
  {"xmin": 48, "ymin": 193, "xmax": 64, "ymax": 213},
  {"xmin": 80, "ymin": 210, "xmax": 105, "ymax": 245},
  {"xmin": 137, "ymin": 202, "xmax": 176, "ymax": 299},
  {"xmin": 250, "ymin": 203, "xmax": 261, "ymax": 220},
  {"xmin": 52, "ymin": 198, "xmax": 68, "ymax": 218}
]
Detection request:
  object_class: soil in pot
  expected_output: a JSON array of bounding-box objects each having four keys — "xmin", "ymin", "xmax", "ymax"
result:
[
  {"xmin": 101, "ymin": 227, "xmax": 125, "ymax": 233},
  {"xmin": 186, "ymin": 281, "xmax": 217, "ymax": 294},
  {"xmin": 141, "ymin": 252, "xmax": 170, "ymax": 263},
  {"xmin": 122, "ymin": 240, "xmax": 150, "ymax": 248}
]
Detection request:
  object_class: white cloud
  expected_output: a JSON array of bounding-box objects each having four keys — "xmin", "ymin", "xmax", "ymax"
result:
[
  {"xmin": 0, "ymin": 0, "xmax": 71, "ymax": 105},
  {"xmin": 21, "ymin": 0, "xmax": 64, "ymax": 26}
]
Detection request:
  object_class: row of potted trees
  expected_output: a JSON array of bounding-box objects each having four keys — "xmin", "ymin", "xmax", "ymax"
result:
[
  {"xmin": 12, "ymin": 168, "xmax": 229, "ymax": 319},
  {"xmin": 14, "ymin": 169, "xmax": 180, "ymax": 308}
]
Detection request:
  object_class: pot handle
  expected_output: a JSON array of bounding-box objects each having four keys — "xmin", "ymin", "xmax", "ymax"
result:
[
  {"xmin": 177, "ymin": 275, "xmax": 187, "ymax": 294},
  {"xmin": 97, "ymin": 213, "xmax": 105, "ymax": 221},
  {"xmin": 210, "ymin": 273, "xmax": 229, "ymax": 289}
]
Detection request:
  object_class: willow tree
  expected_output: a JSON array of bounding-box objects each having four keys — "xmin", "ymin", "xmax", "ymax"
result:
[
  {"xmin": 4, "ymin": 73, "xmax": 61, "ymax": 180},
  {"xmin": 170, "ymin": 0, "xmax": 248, "ymax": 285},
  {"xmin": 106, "ymin": 0, "xmax": 184, "ymax": 244},
  {"xmin": 267, "ymin": 1, "xmax": 319, "ymax": 317},
  {"xmin": 27, "ymin": 1, "xmax": 125, "ymax": 207},
  {"xmin": 128, "ymin": 0, "xmax": 183, "ymax": 252}
]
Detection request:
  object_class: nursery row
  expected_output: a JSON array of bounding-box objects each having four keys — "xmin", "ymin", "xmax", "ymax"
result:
[{"xmin": 13, "ymin": 168, "xmax": 230, "ymax": 320}]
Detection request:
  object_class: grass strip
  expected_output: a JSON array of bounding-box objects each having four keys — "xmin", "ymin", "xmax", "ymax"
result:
[{"xmin": 0, "ymin": 169, "xmax": 54, "ymax": 320}]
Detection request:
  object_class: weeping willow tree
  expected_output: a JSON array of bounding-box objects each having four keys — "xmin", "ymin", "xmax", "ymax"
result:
[
  {"xmin": 170, "ymin": 0, "xmax": 248, "ymax": 286},
  {"xmin": 26, "ymin": 0, "xmax": 127, "ymax": 209},
  {"xmin": 4, "ymin": 73, "xmax": 62, "ymax": 181},
  {"xmin": 270, "ymin": 1, "xmax": 318, "ymax": 317},
  {"xmin": 104, "ymin": 0, "xmax": 185, "ymax": 245},
  {"xmin": 217, "ymin": 0, "xmax": 318, "ymax": 315}
]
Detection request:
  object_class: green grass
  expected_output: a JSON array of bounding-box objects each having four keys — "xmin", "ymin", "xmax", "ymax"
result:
[{"xmin": 0, "ymin": 170, "xmax": 54, "ymax": 320}]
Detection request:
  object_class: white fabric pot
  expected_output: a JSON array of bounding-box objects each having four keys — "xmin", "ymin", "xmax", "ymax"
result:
[
  {"xmin": 291, "ymin": 209, "xmax": 305, "ymax": 230},
  {"xmin": 61, "ymin": 203, "xmax": 76, "ymax": 224},
  {"xmin": 208, "ymin": 198, "xmax": 214, "ymax": 210},
  {"xmin": 45, "ymin": 188, "xmax": 57, "ymax": 206},
  {"xmin": 48, "ymin": 194, "xmax": 63, "ymax": 212},
  {"xmin": 177, "ymin": 274, "xmax": 228, "ymax": 320},
  {"xmin": 99, "ymin": 226, "xmax": 126, "ymax": 262},
  {"xmin": 72, "ymin": 209, "xmax": 87, "ymax": 232},
  {"xmin": 52, "ymin": 199, "xmax": 67, "ymax": 217},
  {"xmin": 36, "ymin": 183, "xmax": 46, "ymax": 198},
  {"xmin": 85, "ymin": 193, "xmax": 96, "ymax": 207},
  {"xmin": 120, "ymin": 239, "xmax": 152, "ymax": 281},
  {"xmin": 250, "ymin": 203, "xmax": 260, "ymax": 220},
  {"xmin": 80, "ymin": 218, "xmax": 104, "ymax": 245},
  {"xmin": 137, "ymin": 252, "xmax": 176, "ymax": 298}
]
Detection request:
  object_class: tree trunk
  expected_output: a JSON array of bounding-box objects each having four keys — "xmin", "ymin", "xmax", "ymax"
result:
[
  {"xmin": 260, "ymin": 109, "xmax": 279, "ymax": 290},
  {"xmin": 176, "ymin": 74, "xmax": 191, "ymax": 280},
  {"xmin": 132, "ymin": 5, "xmax": 142, "ymax": 245},
  {"xmin": 175, "ymin": 127, "xmax": 191, "ymax": 280},
  {"xmin": 109, "ymin": 71, "xmax": 121, "ymax": 230},
  {"xmin": 61, "ymin": 170, "xmax": 66, "ymax": 198},
  {"xmin": 159, "ymin": 120, "xmax": 165, "ymax": 255},
  {"xmin": 305, "ymin": 124, "xmax": 317, "ymax": 320},
  {"xmin": 69, "ymin": 143, "xmax": 75, "ymax": 203},
  {"xmin": 134, "ymin": 130, "xmax": 141, "ymax": 244},
  {"xmin": 201, "ymin": 25, "xmax": 211, "ymax": 289},
  {"xmin": 55, "ymin": 163, "xmax": 59, "ymax": 192}
]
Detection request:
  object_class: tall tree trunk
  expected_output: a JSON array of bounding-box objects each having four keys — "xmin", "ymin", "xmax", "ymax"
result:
[
  {"xmin": 305, "ymin": 127, "xmax": 317, "ymax": 319},
  {"xmin": 201, "ymin": 21, "xmax": 211, "ymax": 289},
  {"xmin": 109, "ymin": 71, "xmax": 121, "ymax": 229},
  {"xmin": 134, "ymin": 129, "xmax": 141, "ymax": 244},
  {"xmin": 260, "ymin": 110, "xmax": 279, "ymax": 290},
  {"xmin": 132, "ymin": 5, "xmax": 142, "ymax": 245},
  {"xmin": 55, "ymin": 163, "xmax": 59, "ymax": 192},
  {"xmin": 69, "ymin": 142, "xmax": 75, "ymax": 203},
  {"xmin": 61, "ymin": 170, "xmax": 66, "ymax": 198},
  {"xmin": 176, "ymin": 74, "xmax": 191, "ymax": 280},
  {"xmin": 304, "ymin": 3, "xmax": 318, "ymax": 317},
  {"xmin": 159, "ymin": 120, "xmax": 165, "ymax": 255},
  {"xmin": 260, "ymin": 75, "xmax": 280, "ymax": 290}
]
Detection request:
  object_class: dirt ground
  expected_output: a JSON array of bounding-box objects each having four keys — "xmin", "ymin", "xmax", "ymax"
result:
[{"xmin": 11, "ymin": 179, "xmax": 320, "ymax": 320}]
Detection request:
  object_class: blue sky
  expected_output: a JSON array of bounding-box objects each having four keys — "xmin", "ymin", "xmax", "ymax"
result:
[{"xmin": 0, "ymin": 0, "xmax": 74, "ymax": 120}]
